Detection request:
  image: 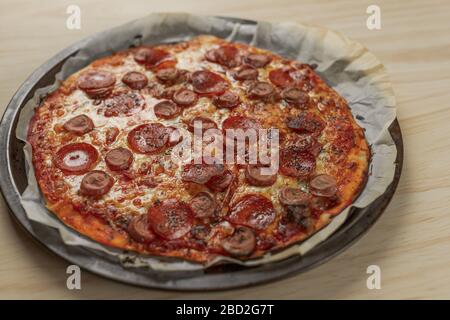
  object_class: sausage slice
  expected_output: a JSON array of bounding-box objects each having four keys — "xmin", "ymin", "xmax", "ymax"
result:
[
  {"xmin": 213, "ymin": 91, "xmax": 240, "ymax": 109},
  {"xmin": 222, "ymin": 226, "xmax": 256, "ymax": 257},
  {"xmin": 309, "ymin": 174, "xmax": 337, "ymax": 197},
  {"xmin": 206, "ymin": 170, "xmax": 233, "ymax": 192},
  {"xmin": 245, "ymin": 165, "xmax": 277, "ymax": 187},
  {"xmin": 187, "ymin": 117, "xmax": 217, "ymax": 133},
  {"xmin": 77, "ymin": 70, "xmax": 116, "ymax": 98},
  {"xmin": 154, "ymin": 100, "xmax": 181, "ymax": 119},
  {"xmin": 128, "ymin": 215, "xmax": 155, "ymax": 243},
  {"xmin": 122, "ymin": 71, "xmax": 148, "ymax": 90},
  {"xmin": 105, "ymin": 147, "xmax": 133, "ymax": 171},
  {"xmin": 244, "ymin": 53, "xmax": 272, "ymax": 68},
  {"xmin": 281, "ymin": 87, "xmax": 310, "ymax": 107},
  {"xmin": 278, "ymin": 187, "xmax": 310, "ymax": 206},
  {"xmin": 172, "ymin": 88, "xmax": 198, "ymax": 107},
  {"xmin": 156, "ymin": 67, "xmax": 182, "ymax": 85},
  {"xmin": 247, "ymin": 82, "xmax": 274, "ymax": 100},
  {"xmin": 80, "ymin": 170, "xmax": 114, "ymax": 197},
  {"xmin": 233, "ymin": 65, "xmax": 258, "ymax": 81},
  {"xmin": 181, "ymin": 163, "xmax": 225, "ymax": 184},
  {"xmin": 63, "ymin": 115, "xmax": 94, "ymax": 135}
]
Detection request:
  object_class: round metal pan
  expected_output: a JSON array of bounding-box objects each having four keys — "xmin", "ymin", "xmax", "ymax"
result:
[{"xmin": 0, "ymin": 16, "xmax": 403, "ymax": 291}]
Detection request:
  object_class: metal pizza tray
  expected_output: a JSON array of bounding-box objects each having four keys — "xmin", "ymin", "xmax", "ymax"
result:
[{"xmin": 0, "ymin": 16, "xmax": 403, "ymax": 291}]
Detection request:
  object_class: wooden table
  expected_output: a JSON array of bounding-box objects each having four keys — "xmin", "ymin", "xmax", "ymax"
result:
[{"xmin": 1, "ymin": 0, "xmax": 449, "ymax": 299}]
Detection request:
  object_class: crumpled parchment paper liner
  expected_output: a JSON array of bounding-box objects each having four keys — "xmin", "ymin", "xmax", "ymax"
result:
[{"xmin": 15, "ymin": 13, "xmax": 397, "ymax": 271}]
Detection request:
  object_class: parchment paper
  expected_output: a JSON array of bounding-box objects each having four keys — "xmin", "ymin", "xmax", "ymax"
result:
[{"xmin": 15, "ymin": 13, "xmax": 397, "ymax": 271}]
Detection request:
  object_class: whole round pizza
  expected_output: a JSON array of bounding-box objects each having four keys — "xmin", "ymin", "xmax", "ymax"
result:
[{"xmin": 28, "ymin": 35, "xmax": 370, "ymax": 263}]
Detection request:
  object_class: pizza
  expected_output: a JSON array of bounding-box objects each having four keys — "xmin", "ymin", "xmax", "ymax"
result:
[{"xmin": 27, "ymin": 35, "xmax": 370, "ymax": 263}]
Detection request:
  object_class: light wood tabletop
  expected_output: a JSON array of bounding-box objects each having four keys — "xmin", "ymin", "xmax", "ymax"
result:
[{"xmin": 1, "ymin": 0, "xmax": 449, "ymax": 299}]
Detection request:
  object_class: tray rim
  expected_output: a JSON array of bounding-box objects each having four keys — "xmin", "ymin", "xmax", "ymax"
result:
[{"xmin": 0, "ymin": 15, "xmax": 403, "ymax": 291}]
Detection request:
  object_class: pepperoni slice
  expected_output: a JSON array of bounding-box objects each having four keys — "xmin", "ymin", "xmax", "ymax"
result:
[
  {"xmin": 217, "ymin": 45, "xmax": 241, "ymax": 67},
  {"xmin": 206, "ymin": 169, "xmax": 233, "ymax": 192},
  {"xmin": 222, "ymin": 226, "xmax": 256, "ymax": 257},
  {"xmin": 213, "ymin": 91, "xmax": 240, "ymax": 109},
  {"xmin": 147, "ymin": 199, "xmax": 193, "ymax": 240},
  {"xmin": 309, "ymin": 174, "xmax": 337, "ymax": 197},
  {"xmin": 128, "ymin": 215, "xmax": 155, "ymax": 243},
  {"xmin": 281, "ymin": 87, "xmax": 310, "ymax": 107},
  {"xmin": 279, "ymin": 187, "xmax": 310, "ymax": 206},
  {"xmin": 172, "ymin": 88, "xmax": 198, "ymax": 107},
  {"xmin": 244, "ymin": 53, "xmax": 272, "ymax": 68},
  {"xmin": 154, "ymin": 100, "xmax": 181, "ymax": 119},
  {"xmin": 286, "ymin": 113, "xmax": 325, "ymax": 136},
  {"xmin": 63, "ymin": 115, "xmax": 94, "ymax": 135},
  {"xmin": 127, "ymin": 123, "xmax": 169, "ymax": 154},
  {"xmin": 77, "ymin": 70, "xmax": 116, "ymax": 98},
  {"xmin": 332, "ymin": 121, "xmax": 356, "ymax": 152},
  {"xmin": 105, "ymin": 147, "xmax": 133, "ymax": 171},
  {"xmin": 247, "ymin": 82, "xmax": 275, "ymax": 100},
  {"xmin": 205, "ymin": 45, "xmax": 241, "ymax": 68},
  {"xmin": 233, "ymin": 65, "xmax": 258, "ymax": 81},
  {"xmin": 181, "ymin": 163, "xmax": 225, "ymax": 184},
  {"xmin": 54, "ymin": 143, "xmax": 98, "ymax": 175},
  {"xmin": 191, "ymin": 70, "xmax": 229, "ymax": 95},
  {"xmin": 189, "ymin": 192, "xmax": 216, "ymax": 218},
  {"xmin": 222, "ymin": 116, "xmax": 261, "ymax": 132},
  {"xmin": 280, "ymin": 146, "xmax": 316, "ymax": 178},
  {"xmin": 102, "ymin": 92, "xmax": 145, "ymax": 117},
  {"xmin": 228, "ymin": 194, "xmax": 276, "ymax": 231},
  {"xmin": 245, "ymin": 165, "xmax": 277, "ymax": 187},
  {"xmin": 122, "ymin": 71, "xmax": 148, "ymax": 90},
  {"xmin": 187, "ymin": 117, "xmax": 217, "ymax": 133},
  {"xmin": 79, "ymin": 170, "xmax": 114, "ymax": 197},
  {"xmin": 134, "ymin": 47, "xmax": 169, "ymax": 68},
  {"xmin": 269, "ymin": 68, "xmax": 295, "ymax": 88}
]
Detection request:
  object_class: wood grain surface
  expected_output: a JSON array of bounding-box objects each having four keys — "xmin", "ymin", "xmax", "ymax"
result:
[{"xmin": 1, "ymin": 0, "xmax": 449, "ymax": 299}]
